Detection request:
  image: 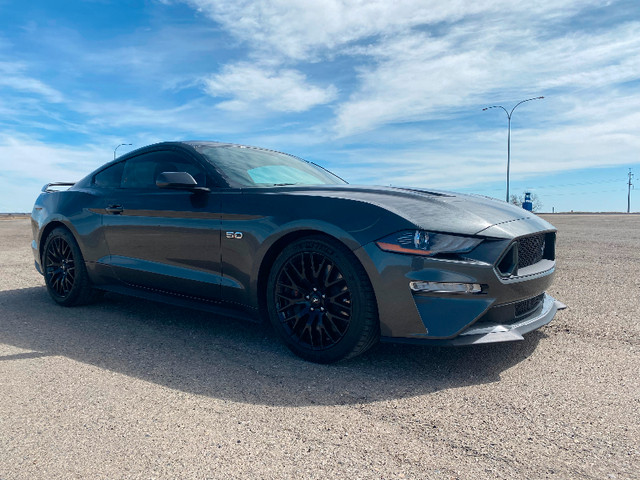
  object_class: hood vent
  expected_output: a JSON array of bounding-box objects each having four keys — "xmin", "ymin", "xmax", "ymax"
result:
[{"xmin": 391, "ymin": 187, "xmax": 452, "ymax": 197}]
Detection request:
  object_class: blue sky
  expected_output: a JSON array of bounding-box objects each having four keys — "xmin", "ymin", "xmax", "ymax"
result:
[{"xmin": 0, "ymin": 0, "xmax": 638, "ymax": 212}]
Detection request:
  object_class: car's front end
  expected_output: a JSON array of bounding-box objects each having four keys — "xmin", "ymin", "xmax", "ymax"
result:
[{"xmin": 346, "ymin": 190, "xmax": 564, "ymax": 345}]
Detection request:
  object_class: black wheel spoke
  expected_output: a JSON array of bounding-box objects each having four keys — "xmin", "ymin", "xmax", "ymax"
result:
[
  {"xmin": 329, "ymin": 285, "xmax": 350, "ymax": 303},
  {"xmin": 318, "ymin": 321, "xmax": 338, "ymax": 344},
  {"xmin": 55, "ymin": 238, "xmax": 65, "ymax": 260},
  {"xmin": 281, "ymin": 263, "xmax": 306, "ymax": 292},
  {"xmin": 326, "ymin": 311, "xmax": 348, "ymax": 330},
  {"xmin": 322, "ymin": 262, "xmax": 332, "ymax": 288},
  {"xmin": 276, "ymin": 296, "xmax": 304, "ymax": 312},
  {"xmin": 300, "ymin": 323, "xmax": 311, "ymax": 347},
  {"xmin": 310, "ymin": 254, "xmax": 326, "ymax": 280},
  {"xmin": 324, "ymin": 273, "xmax": 344, "ymax": 289}
]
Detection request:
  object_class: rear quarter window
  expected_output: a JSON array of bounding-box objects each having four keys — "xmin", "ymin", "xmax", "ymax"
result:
[{"xmin": 93, "ymin": 162, "xmax": 125, "ymax": 188}]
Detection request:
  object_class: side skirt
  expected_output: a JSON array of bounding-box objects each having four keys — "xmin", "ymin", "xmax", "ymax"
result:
[{"xmin": 96, "ymin": 283, "xmax": 262, "ymax": 323}]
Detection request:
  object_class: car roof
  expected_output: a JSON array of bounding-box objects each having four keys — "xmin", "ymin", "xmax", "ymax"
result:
[{"xmin": 182, "ymin": 141, "xmax": 305, "ymax": 160}]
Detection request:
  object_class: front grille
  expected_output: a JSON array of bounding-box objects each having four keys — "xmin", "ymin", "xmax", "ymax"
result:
[
  {"xmin": 518, "ymin": 234, "xmax": 545, "ymax": 269},
  {"xmin": 514, "ymin": 293, "xmax": 545, "ymax": 317},
  {"xmin": 495, "ymin": 232, "xmax": 555, "ymax": 277}
]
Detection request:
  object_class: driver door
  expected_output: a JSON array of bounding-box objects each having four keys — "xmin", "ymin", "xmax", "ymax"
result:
[{"xmin": 100, "ymin": 149, "xmax": 223, "ymax": 300}]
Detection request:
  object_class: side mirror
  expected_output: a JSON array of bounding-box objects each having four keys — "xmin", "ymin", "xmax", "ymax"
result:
[{"xmin": 156, "ymin": 171, "xmax": 208, "ymax": 191}]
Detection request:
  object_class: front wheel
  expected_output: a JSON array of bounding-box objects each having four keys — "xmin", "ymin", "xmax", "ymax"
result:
[
  {"xmin": 42, "ymin": 227, "xmax": 100, "ymax": 306},
  {"xmin": 267, "ymin": 236, "xmax": 379, "ymax": 363}
]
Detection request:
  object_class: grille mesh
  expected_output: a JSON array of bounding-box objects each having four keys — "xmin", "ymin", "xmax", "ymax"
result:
[
  {"xmin": 517, "ymin": 234, "xmax": 545, "ymax": 269},
  {"xmin": 515, "ymin": 293, "xmax": 545, "ymax": 317}
]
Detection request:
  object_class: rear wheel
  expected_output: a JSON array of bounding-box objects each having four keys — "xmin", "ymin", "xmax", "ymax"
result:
[
  {"xmin": 42, "ymin": 227, "xmax": 100, "ymax": 306},
  {"xmin": 267, "ymin": 236, "xmax": 379, "ymax": 363}
]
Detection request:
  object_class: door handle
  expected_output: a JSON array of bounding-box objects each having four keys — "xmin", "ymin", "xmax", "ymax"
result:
[{"xmin": 106, "ymin": 205, "xmax": 123, "ymax": 214}]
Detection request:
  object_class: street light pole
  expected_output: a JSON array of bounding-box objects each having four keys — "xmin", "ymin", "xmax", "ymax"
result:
[
  {"xmin": 483, "ymin": 96, "xmax": 544, "ymax": 202},
  {"xmin": 628, "ymin": 169, "xmax": 634, "ymax": 213},
  {"xmin": 114, "ymin": 143, "xmax": 133, "ymax": 160}
]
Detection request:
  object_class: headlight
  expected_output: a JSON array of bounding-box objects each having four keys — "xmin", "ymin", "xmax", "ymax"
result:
[{"xmin": 376, "ymin": 230, "xmax": 482, "ymax": 256}]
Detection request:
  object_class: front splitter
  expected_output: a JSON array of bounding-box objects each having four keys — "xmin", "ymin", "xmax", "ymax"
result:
[{"xmin": 381, "ymin": 294, "xmax": 566, "ymax": 346}]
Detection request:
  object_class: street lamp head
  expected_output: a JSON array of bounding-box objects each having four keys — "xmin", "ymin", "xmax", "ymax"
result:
[
  {"xmin": 483, "ymin": 97, "xmax": 544, "ymax": 112},
  {"xmin": 114, "ymin": 143, "xmax": 133, "ymax": 160}
]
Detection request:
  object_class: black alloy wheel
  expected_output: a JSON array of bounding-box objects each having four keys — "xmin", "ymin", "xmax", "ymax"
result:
[
  {"xmin": 45, "ymin": 236, "xmax": 76, "ymax": 297},
  {"xmin": 276, "ymin": 250, "xmax": 351, "ymax": 349},
  {"xmin": 42, "ymin": 227, "xmax": 100, "ymax": 306},
  {"xmin": 267, "ymin": 236, "xmax": 379, "ymax": 363}
]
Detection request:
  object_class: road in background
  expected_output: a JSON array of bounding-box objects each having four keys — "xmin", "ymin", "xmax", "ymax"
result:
[{"xmin": 1, "ymin": 215, "xmax": 638, "ymax": 479}]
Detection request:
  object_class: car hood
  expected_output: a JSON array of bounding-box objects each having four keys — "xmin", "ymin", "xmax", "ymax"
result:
[{"xmin": 281, "ymin": 185, "xmax": 554, "ymax": 238}]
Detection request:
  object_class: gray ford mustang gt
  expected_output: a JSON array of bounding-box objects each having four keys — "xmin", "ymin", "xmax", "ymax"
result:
[{"xmin": 31, "ymin": 141, "xmax": 564, "ymax": 363}]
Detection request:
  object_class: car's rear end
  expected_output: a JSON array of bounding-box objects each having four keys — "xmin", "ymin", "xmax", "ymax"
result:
[{"xmin": 31, "ymin": 183, "xmax": 76, "ymax": 275}]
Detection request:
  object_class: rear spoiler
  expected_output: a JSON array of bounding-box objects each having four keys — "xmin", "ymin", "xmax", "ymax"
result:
[{"xmin": 42, "ymin": 182, "xmax": 76, "ymax": 193}]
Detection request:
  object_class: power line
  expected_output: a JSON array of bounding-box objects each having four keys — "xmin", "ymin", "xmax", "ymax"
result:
[
  {"xmin": 475, "ymin": 178, "xmax": 623, "ymax": 193},
  {"xmin": 540, "ymin": 188, "xmax": 623, "ymax": 197},
  {"xmin": 526, "ymin": 178, "xmax": 623, "ymax": 190}
]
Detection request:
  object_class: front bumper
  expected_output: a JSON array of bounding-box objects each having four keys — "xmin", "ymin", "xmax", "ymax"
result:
[
  {"xmin": 382, "ymin": 294, "xmax": 566, "ymax": 346},
  {"xmin": 356, "ymin": 238, "xmax": 557, "ymax": 338}
]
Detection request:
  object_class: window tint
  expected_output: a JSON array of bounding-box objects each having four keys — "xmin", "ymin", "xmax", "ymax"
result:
[
  {"xmin": 196, "ymin": 146, "xmax": 346, "ymax": 187},
  {"xmin": 93, "ymin": 162, "xmax": 125, "ymax": 188},
  {"xmin": 121, "ymin": 151, "xmax": 206, "ymax": 189}
]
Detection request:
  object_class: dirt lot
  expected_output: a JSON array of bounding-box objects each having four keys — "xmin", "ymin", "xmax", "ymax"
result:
[{"xmin": 1, "ymin": 215, "xmax": 638, "ymax": 479}]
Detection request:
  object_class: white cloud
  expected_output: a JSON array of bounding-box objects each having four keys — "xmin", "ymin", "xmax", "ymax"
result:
[
  {"xmin": 0, "ymin": 133, "xmax": 104, "ymax": 180},
  {"xmin": 536, "ymin": 23, "xmax": 640, "ymax": 89},
  {"xmin": 0, "ymin": 62, "xmax": 64, "ymax": 103},
  {"xmin": 182, "ymin": 0, "xmax": 604, "ymax": 60},
  {"xmin": 333, "ymin": 20, "xmax": 640, "ymax": 136},
  {"xmin": 0, "ymin": 134, "xmax": 108, "ymax": 212},
  {"xmin": 203, "ymin": 63, "xmax": 337, "ymax": 112},
  {"xmin": 333, "ymin": 32, "xmax": 494, "ymax": 136},
  {"xmin": 174, "ymin": 1, "xmax": 639, "ymax": 137}
]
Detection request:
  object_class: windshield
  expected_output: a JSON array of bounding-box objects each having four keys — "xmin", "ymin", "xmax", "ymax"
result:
[{"xmin": 196, "ymin": 145, "xmax": 347, "ymax": 187}]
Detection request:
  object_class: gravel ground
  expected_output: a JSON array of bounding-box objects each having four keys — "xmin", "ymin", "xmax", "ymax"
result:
[{"xmin": 1, "ymin": 214, "xmax": 638, "ymax": 479}]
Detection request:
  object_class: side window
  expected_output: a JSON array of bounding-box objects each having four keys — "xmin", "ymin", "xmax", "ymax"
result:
[
  {"xmin": 93, "ymin": 162, "xmax": 125, "ymax": 188},
  {"xmin": 121, "ymin": 151, "xmax": 207, "ymax": 189}
]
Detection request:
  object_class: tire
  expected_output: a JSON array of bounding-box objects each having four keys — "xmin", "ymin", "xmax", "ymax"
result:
[
  {"xmin": 42, "ymin": 227, "xmax": 101, "ymax": 306},
  {"xmin": 266, "ymin": 236, "xmax": 379, "ymax": 363}
]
